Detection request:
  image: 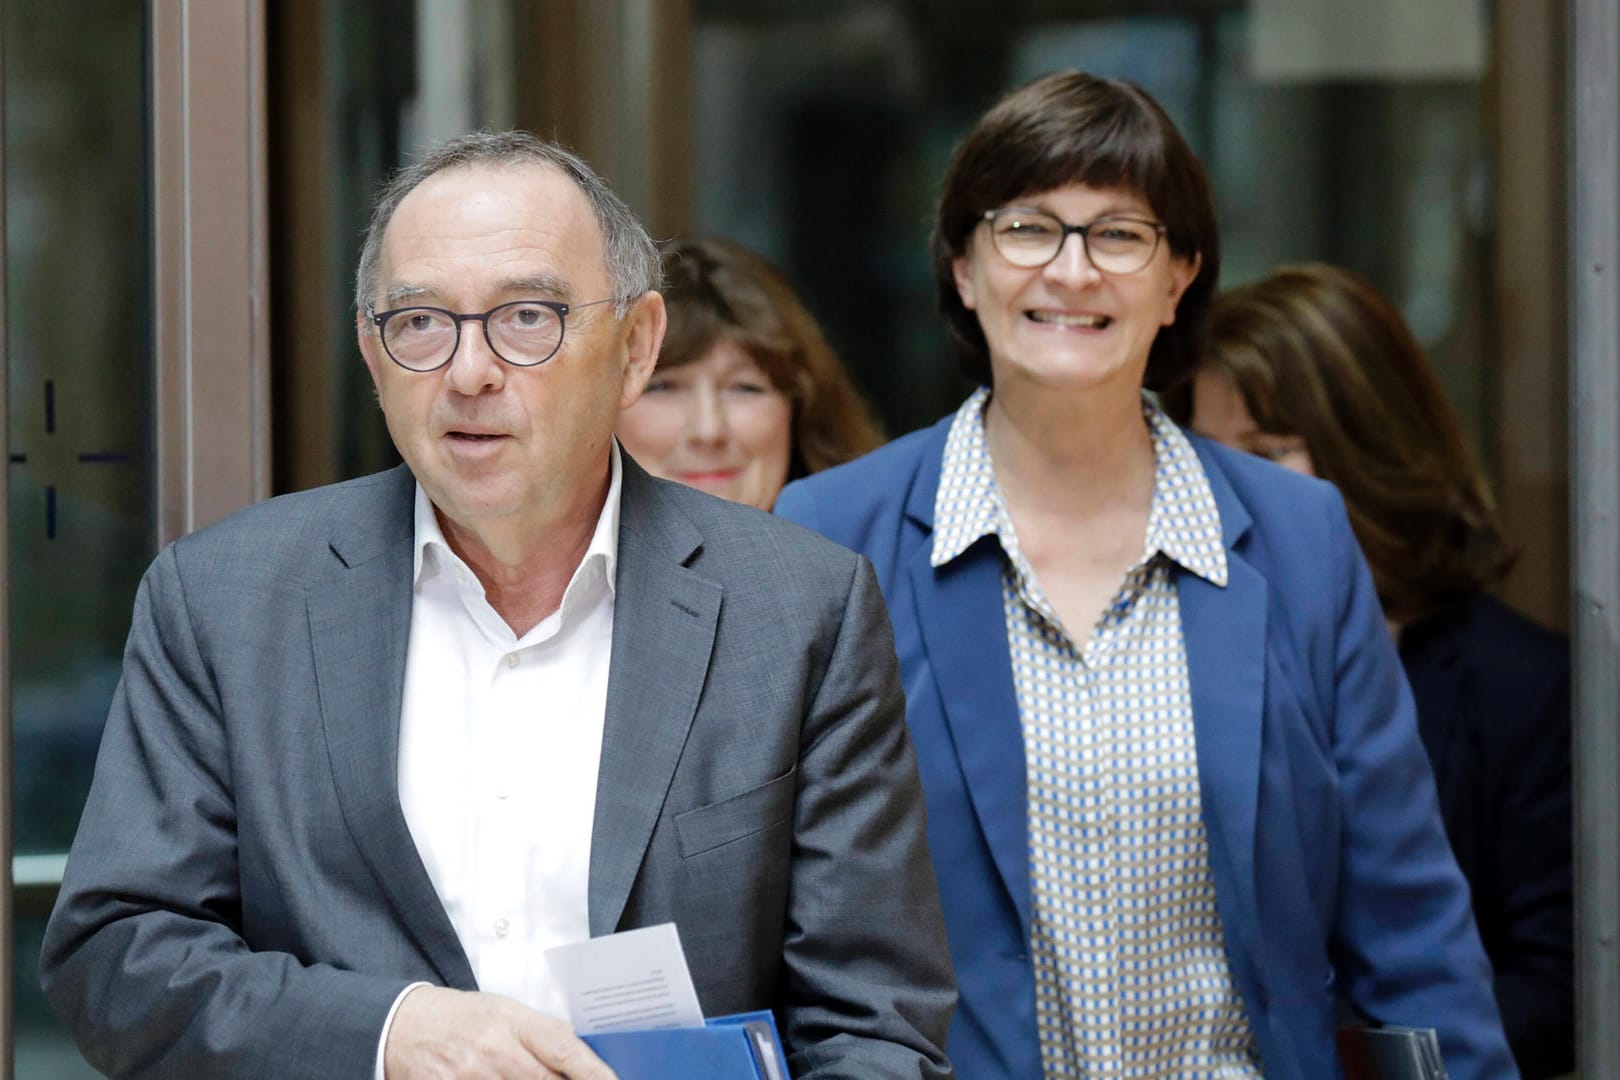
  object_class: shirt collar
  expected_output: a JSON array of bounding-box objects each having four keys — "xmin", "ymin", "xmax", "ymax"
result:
[
  {"xmin": 930, "ymin": 387, "xmax": 1226, "ymax": 586},
  {"xmin": 413, "ymin": 439, "xmax": 624, "ymax": 599},
  {"xmin": 1141, "ymin": 401, "xmax": 1226, "ymax": 586},
  {"xmin": 930, "ymin": 387, "xmax": 1004, "ymax": 568}
]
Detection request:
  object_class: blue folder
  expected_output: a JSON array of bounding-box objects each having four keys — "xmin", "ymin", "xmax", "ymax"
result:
[{"xmin": 583, "ymin": 1010, "xmax": 789, "ymax": 1080}]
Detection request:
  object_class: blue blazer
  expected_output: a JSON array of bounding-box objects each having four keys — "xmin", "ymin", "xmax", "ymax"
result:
[{"xmin": 777, "ymin": 414, "xmax": 1517, "ymax": 1080}]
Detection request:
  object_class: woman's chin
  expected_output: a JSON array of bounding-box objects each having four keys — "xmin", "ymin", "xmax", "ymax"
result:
[{"xmin": 991, "ymin": 350, "xmax": 1145, "ymax": 398}]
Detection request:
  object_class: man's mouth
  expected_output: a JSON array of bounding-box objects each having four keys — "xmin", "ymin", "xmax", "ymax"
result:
[
  {"xmin": 1027, "ymin": 311, "xmax": 1111, "ymax": 328},
  {"xmin": 447, "ymin": 431, "xmax": 505, "ymax": 440}
]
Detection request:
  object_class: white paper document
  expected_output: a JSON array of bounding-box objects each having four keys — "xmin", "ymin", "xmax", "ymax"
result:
[{"xmin": 544, "ymin": 923, "xmax": 706, "ymax": 1036}]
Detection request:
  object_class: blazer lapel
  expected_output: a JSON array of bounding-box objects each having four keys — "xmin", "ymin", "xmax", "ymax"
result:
[
  {"xmin": 589, "ymin": 460, "xmax": 720, "ymax": 936},
  {"xmin": 903, "ymin": 427, "xmax": 1032, "ymax": 933},
  {"xmin": 311, "ymin": 466, "xmax": 477, "ymax": 990},
  {"xmin": 1178, "ymin": 443, "xmax": 1267, "ymax": 974},
  {"xmin": 911, "ymin": 543, "xmax": 1032, "ymax": 933}
]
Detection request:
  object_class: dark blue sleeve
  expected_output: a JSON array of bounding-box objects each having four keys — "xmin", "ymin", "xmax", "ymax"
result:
[
  {"xmin": 1491, "ymin": 663, "xmax": 1573, "ymax": 1078},
  {"xmin": 1318, "ymin": 495, "xmax": 1519, "ymax": 1080}
]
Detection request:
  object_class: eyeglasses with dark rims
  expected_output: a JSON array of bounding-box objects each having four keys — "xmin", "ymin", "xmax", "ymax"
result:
[
  {"xmin": 368, "ymin": 297, "xmax": 615, "ymax": 372},
  {"xmin": 981, "ymin": 208, "xmax": 1167, "ymax": 275}
]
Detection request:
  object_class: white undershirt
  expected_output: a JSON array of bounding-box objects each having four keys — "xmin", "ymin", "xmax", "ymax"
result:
[{"xmin": 373, "ymin": 446, "xmax": 622, "ymax": 1078}]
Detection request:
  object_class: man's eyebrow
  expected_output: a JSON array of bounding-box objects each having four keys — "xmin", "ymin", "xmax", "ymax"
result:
[
  {"xmin": 382, "ymin": 283, "xmax": 436, "ymax": 307},
  {"xmin": 500, "ymin": 274, "xmax": 573, "ymax": 301},
  {"xmin": 380, "ymin": 274, "xmax": 574, "ymax": 309}
]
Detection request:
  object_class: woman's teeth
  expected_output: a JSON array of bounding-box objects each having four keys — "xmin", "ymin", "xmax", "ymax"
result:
[{"xmin": 1029, "ymin": 311, "xmax": 1110, "ymax": 328}]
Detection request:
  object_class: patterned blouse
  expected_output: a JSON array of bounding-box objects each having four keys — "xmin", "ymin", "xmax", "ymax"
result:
[{"xmin": 931, "ymin": 387, "xmax": 1263, "ymax": 1078}]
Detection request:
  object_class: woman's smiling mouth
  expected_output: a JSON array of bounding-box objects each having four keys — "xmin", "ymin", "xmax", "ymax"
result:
[{"xmin": 1027, "ymin": 311, "xmax": 1112, "ymax": 328}]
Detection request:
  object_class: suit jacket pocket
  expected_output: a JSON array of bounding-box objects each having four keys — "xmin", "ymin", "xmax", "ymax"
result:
[{"xmin": 675, "ymin": 767, "xmax": 796, "ymax": 859}]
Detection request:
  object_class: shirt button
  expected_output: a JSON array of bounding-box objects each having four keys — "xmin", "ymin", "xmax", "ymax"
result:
[
  {"xmin": 505, "ymin": 654, "xmax": 519, "ymax": 669},
  {"xmin": 494, "ymin": 918, "xmax": 510, "ymax": 938}
]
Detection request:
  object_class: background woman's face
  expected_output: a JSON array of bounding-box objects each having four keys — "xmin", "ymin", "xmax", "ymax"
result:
[
  {"xmin": 1189, "ymin": 369, "xmax": 1315, "ymax": 476},
  {"xmin": 616, "ymin": 337, "xmax": 793, "ymax": 511}
]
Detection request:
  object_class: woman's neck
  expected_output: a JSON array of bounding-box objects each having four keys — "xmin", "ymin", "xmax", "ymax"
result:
[{"xmin": 983, "ymin": 377, "xmax": 1157, "ymax": 519}]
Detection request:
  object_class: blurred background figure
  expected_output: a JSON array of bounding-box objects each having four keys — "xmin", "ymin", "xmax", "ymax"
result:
[
  {"xmin": 1167, "ymin": 260, "xmax": 1573, "ymax": 1079},
  {"xmin": 616, "ymin": 236, "xmax": 883, "ymax": 510},
  {"xmin": 779, "ymin": 72, "xmax": 1514, "ymax": 1079}
]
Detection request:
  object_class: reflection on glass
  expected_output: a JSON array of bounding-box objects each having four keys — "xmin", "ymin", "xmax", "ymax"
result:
[
  {"xmin": 6, "ymin": 0, "xmax": 152, "ymax": 855},
  {"xmin": 6, "ymin": 0, "xmax": 153, "ymax": 1072}
]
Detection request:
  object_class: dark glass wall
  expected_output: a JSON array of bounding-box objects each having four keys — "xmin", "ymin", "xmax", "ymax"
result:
[
  {"xmin": 6, "ymin": 1, "xmax": 154, "ymax": 1074},
  {"xmin": 689, "ymin": 1, "xmax": 1493, "ymax": 445}
]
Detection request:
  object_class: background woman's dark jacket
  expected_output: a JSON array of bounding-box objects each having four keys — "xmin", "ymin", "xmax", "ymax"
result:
[{"xmin": 1401, "ymin": 591, "xmax": 1573, "ymax": 1079}]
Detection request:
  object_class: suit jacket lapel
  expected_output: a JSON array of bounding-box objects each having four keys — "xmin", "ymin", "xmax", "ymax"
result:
[
  {"xmin": 904, "ymin": 425, "xmax": 1032, "ymax": 933},
  {"xmin": 589, "ymin": 459, "xmax": 720, "ymax": 936},
  {"xmin": 1178, "ymin": 441, "xmax": 1267, "ymax": 974},
  {"xmin": 311, "ymin": 466, "xmax": 477, "ymax": 989}
]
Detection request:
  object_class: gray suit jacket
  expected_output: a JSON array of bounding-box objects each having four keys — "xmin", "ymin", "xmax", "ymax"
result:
[{"xmin": 41, "ymin": 459, "xmax": 956, "ymax": 1079}]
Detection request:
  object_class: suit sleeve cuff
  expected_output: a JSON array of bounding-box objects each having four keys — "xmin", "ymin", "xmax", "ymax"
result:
[{"xmin": 375, "ymin": 982, "xmax": 434, "ymax": 1080}]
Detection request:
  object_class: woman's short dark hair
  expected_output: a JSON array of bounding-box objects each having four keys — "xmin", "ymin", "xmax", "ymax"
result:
[
  {"xmin": 658, "ymin": 236, "xmax": 884, "ymax": 479},
  {"xmin": 1164, "ymin": 262, "xmax": 1516, "ymax": 624},
  {"xmin": 932, "ymin": 70, "xmax": 1220, "ymax": 392}
]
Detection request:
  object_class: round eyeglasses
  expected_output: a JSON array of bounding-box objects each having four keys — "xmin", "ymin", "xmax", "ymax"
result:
[
  {"xmin": 369, "ymin": 297, "xmax": 615, "ymax": 372},
  {"xmin": 982, "ymin": 208, "xmax": 1167, "ymax": 275}
]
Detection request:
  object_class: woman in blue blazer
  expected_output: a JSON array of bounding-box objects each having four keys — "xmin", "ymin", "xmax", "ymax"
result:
[{"xmin": 777, "ymin": 72, "xmax": 1515, "ymax": 1079}]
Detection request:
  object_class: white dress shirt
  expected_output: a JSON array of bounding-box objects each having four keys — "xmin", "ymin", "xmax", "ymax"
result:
[{"xmin": 374, "ymin": 446, "xmax": 622, "ymax": 1078}]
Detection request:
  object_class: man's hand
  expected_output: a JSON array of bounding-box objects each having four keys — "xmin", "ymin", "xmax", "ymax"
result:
[{"xmin": 385, "ymin": 986, "xmax": 619, "ymax": 1080}]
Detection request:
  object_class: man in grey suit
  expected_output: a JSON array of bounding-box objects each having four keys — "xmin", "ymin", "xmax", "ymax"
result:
[{"xmin": 41, "ymin": 132, "xmax": 955, "ymax": 1079}]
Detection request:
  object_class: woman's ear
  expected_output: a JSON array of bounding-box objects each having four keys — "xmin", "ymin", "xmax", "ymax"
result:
[
  {"xmin": 952, "ymin": 254, "xmax": 979, "ymax": 311},
  {"xmin": 1161, "ymin": 252, "xmax": 1203, "ymax": 327}
]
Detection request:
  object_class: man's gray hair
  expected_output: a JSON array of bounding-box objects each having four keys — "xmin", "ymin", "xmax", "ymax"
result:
[{"xmin": 354, "ymin": 131, "xmax": 661, "ymax": 321}]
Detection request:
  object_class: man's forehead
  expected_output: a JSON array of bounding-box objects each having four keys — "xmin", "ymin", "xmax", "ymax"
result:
[
  {"xmin": 388, "ymin": 163, "xmax": 597, "ymax": 241},
  {"xmin": 378, "ymin": 161, "xmax": 607, "ymax": 290},
  {"xmin": 414, "ymin": 158, "xmax": 563, "ymax": 196}
]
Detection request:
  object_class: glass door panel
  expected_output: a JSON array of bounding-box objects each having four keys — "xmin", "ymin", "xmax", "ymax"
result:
[{"xmin": 5, "ymin": 1, "xmax": 154, "ymax": 1074}]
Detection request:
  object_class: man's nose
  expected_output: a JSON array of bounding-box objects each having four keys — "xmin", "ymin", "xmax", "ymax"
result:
[{"xmin": 443, "ymin": 322, "xmax": 505, "ymax": 396}]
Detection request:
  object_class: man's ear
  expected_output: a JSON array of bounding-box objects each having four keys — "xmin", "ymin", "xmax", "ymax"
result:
[
  {"xmin": 1161, "ymin": 252, "xmax": 1203, "ymax": 327},
  {"xmin": 618, "ymin": 290, "xmax": 668, "ymax": 409}
]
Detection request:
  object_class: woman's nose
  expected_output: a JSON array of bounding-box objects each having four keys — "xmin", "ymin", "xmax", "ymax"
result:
[
  {"xmin": 1043, "ymin": 232, "xmax": 1103, "ymax": 288},
  {"xmin": 688, "ymin": 385, "xmax": 728, "ymax": 443}
]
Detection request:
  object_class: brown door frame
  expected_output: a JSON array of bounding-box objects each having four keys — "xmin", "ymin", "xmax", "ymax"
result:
[{"xmin": 151, "ymin": 0, "xmax": 272, "ymax": 543}]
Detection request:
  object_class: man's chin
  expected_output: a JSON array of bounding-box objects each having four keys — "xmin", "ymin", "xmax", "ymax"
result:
[{"xmin": 423, "ymin": 482, "xmax": 525, "ymax": 530}]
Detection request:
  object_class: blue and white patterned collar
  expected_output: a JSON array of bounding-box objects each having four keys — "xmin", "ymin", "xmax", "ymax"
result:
[{"xmin": 930, "ymin": 386, "xmax": 1227, "ymax": 586}]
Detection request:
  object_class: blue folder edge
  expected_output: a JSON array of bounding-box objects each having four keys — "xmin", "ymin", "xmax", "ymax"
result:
[{"xmin": 583, "ymin": 1009, "xmax": 789, "ymax": 1080}]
